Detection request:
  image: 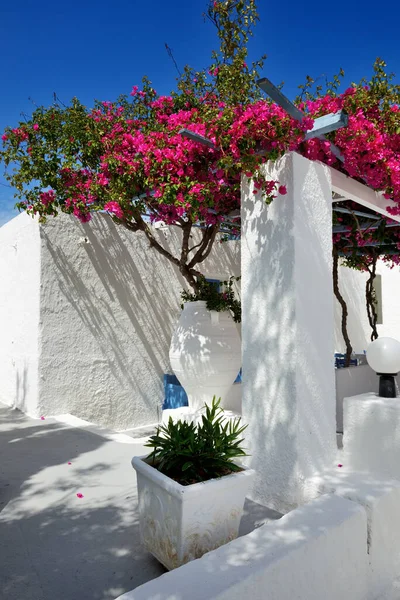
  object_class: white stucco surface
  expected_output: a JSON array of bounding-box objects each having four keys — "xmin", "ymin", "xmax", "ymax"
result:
[
  {"xmin": 0, "ymin": 213, "xmax": 41, "ymax": 416},
  {"xmin": 335, "ymin": 261, "xmax": 400, "ymax": 354},
  {"xmin": 335, "ymin": 364, "xmax": 378, "ymax": 432},
  {"xmin": 343, "ymin": 393, "xmax": 400, "ymax": 480},
  {"xmin": 116, "ymin": 494, "xmax": 368, "ymax": 600},
  {"xmin": 0, "ymin": 213, "xmax": 240, "ymax": 429},
  {"xmin": 241, "ymin": 152, "xmax": 336, "ymax": 512},
  {"xmin": 309, "ymin": 470, "xmax": 400, "ymax": 600}
]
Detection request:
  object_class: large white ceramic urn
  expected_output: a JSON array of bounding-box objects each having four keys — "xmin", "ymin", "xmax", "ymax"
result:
[{"xmin": 169, "ymin": 301, "xmax": 241, "ymax": 411}]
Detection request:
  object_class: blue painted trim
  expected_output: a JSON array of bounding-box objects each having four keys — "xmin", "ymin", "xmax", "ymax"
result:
[
  {"xmin": 163, "ymin": 369, "xmax": 242, "ymax": 410},
  {"xmin": 163, "ymin": 374, "xmax": 188, "ymax": 410},
  {"xmin": 205, "ymin": 278, "xmax": 221, "ymax": 292},
  {"xmin": 234, "ymin": 368, "xmax": 242, "ymax": 383}
]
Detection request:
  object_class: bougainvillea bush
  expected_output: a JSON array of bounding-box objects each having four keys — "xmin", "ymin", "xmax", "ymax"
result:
[{"xmin": 2, "ymin": 0, "xmax": 400, "ymax": 308}]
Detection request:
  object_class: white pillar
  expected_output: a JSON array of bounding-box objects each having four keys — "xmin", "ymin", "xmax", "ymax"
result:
[
  {"xmin": 343, "ymin": 392, "xmax": 400, "ymax": 479},
  {"xmin": 241, "ymin": 152, "xmax": 336, "ymax": 512}
]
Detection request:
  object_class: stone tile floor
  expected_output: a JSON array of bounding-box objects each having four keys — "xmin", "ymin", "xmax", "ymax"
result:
[{"xmin": 0, "ymin": 404, "xmax": 281, "ymax": 600}]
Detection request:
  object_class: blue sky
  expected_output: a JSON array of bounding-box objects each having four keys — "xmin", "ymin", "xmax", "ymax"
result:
[{"xmin": 1, "ymin": 0, "xmax": 400, "ymax": 225}]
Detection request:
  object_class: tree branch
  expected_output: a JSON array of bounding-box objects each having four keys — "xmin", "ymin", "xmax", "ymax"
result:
[
  {"xmin": 333, "ymin": 246, "xmax": 353, "ymax": 366},
  {"xmin": 128, "ymin": 211, "xmax": 181, "ymax": 268},
  {"xmin": 188, "ymin": 224, "xmax": 219, "ymax": 268},
  {"xmin": 366, "ymin": 254, "xmax": 379, "ymax": 341}
]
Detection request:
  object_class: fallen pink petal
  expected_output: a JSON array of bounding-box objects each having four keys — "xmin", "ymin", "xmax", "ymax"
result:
[
  {"xmin": 40, "ymin": 416, "xmax": 45, "ymax": 420},
  {"xmin": 76, "ymin": 493, "xmax": 84, "ymax": 498},
  {"xmin": 337, "ymin": 464, "xmax": 343, "ymax": 468},
  {"xmin": 68, "ymin": 462, "xmax": 72, "ymax": 465}
]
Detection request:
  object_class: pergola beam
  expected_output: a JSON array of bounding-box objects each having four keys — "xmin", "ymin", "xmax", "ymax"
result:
[
  {"xmin": 304, "ymin": 111, "xmax": 348, "ymax": 140},
  {"xmin": 331, "ymin": 168, "xmax": 400, "ymax": 223},
  {"xmin": 257, "ymin": 77, "xmax": 346, "ymax": 162},
  {"xmin": 333, "ymin": 222, "xmax": 400, "ymax": 234},
  {"xmin": 333, "ymin": 207, "xmax": 381, "ymax": 220},
  {"xmin": 257, "ymin": 78, "xmax": 304, "ymax": 121},
  {"xmin": 179, "ymin": 129, "xmax": 216, "ymax": 148}
]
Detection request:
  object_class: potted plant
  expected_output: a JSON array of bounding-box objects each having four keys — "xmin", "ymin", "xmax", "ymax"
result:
[
  {"xmin": 169, "ymin": 277, "xmax": 242, "ymax": 412},
  {"xmin": 131, "ymin": 397, "xmax": 254, "ymax": 570}
]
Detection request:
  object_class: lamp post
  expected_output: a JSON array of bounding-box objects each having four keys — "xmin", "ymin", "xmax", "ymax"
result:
[{"xmin": 366, "ymin": 337, "xmax": 400, "ymax": 398}]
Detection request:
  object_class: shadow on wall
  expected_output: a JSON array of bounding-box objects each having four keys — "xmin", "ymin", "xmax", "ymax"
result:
[
  {"xmin": 242, "ymin": 168, "xmax": 297, "ymax": 512},
  {"xmin": 334, "ymin": 267, "xmax": 370, "ymax": 354},
  {"xmin": 294, "ymin": 167, "xmax": 336, "ymax": 494},
  {"xmin": 40, "ymin": 215, "xmax": 187, "ymax": 429},
  {"xmin": 242, "ymin": 157, "xmax": 335, "ymax": 512},
  {"xmin": 39, "ymin": 215, "xmax": 240, "ymax": 430}
]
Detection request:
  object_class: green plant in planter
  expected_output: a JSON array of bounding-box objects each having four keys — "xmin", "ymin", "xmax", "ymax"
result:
[
  {"xmin": 145, "ymin": 397, "xmax": 247, "ymax": 486},
  {"xmin": 180, "ymin": 276, "xmax": 241, "ymax": 323}
]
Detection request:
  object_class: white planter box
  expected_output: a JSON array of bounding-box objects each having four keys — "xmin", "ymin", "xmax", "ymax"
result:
[{"xmin": 132, "ymin": 455, "xmax": 255, "ymax": 570}]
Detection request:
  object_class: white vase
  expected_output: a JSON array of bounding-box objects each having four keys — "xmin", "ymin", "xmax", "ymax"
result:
[
  {"xmin": 169, "ymin": 301, "xmax": 241, "ymax": 411},
  {"xmin": 132, "ymin": 455, "xmax": 255, "ymax": 570}
]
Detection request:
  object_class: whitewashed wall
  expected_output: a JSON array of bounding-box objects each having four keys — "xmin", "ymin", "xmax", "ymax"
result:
[
  {"xmin": 0, "ymin": 213, "xmax": 240, "ymax": 429},
  {"xmin": 0, "ymin": 213, "xmax": 41, "ymax": 415},
  {"xmin": 335, "ymin": 261, "xmax": 400, "ymax": 353},
  {"xmin": 241, "ymin": 153, "xmax": 336, "ymax": 512},
  {"xmin": 117, "ymin": 494, "xmax": 369, "ymax": 600}
]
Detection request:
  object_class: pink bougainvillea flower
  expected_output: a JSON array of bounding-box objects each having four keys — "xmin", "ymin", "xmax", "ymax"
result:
[
  {"xmin": 33, "ymin": 124, "xmax": 39, "ymax": 131},
  {"xmin": 104, "ymin": 201, "xmax": 124, "ymax": 219},
  {"xmin": 337, "ymin": 464, "xmax": 343, "ymax": 468},
  {"xmin": 130, "ymin": 85, "xmax": 139, "ymax": 96},
  {"xmin": 76, "ymin": 493, "xmax": 84, "ymax": 498},
  {"xmin": 40, "ymin": 416, "xmax": 45, "ymax": 420},
  {"xmin": 278, "ymin": 185, "xmax": 287, "ymax": 195}
]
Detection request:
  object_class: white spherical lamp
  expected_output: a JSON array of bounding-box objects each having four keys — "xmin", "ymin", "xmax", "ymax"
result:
[{"xmin": 366, "ymin": 337, "xmax": 400, "ymax": 398}]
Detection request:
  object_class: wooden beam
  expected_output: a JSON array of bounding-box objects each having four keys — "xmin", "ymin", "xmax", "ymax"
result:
[
  {"xmin": 330, "ymin": 167, "xmax": 400, "ymax": 223},
  {"xmin": 304, "ymin": 111, "xmax": 348, "ymax": 140},
  {"xmin": 257, "ymin": 77, "xmax": 345, "ymax": 162},
  {"xmin": 257, "ymin": 78, "xmax": 304, "ymax": 121},
  {"xmin": 179, "ymin": 129, "xmax": 215, "ymax": 149},
  {"xmin": 333, "ymin": 222, "xmax": 400, "ymax": 233},
  {"xmin": 333, "ymin": 207, "xmax": 381, "ymax": 220}
]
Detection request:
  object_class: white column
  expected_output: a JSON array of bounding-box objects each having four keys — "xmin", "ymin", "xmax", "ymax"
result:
[{"xmin": 241, "ymin": 152, "xmax": 336, "ymax": 512}]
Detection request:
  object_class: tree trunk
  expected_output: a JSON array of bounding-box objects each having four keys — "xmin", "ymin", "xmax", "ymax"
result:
[
  {"xmin": 366, "ymin": 255, "xmax": 379, "ymax": 341},
  {"xmin": 333, "ymin": 247, "xmax": 353, "ymax": 367}
]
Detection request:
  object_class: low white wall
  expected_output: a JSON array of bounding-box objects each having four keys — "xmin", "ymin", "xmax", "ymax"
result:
[
  {"xmin": 0, "ymin": 212, "xmax": 240, "ymax": 429},
  {"xmin": 117, "ymin": 473, "xmax": 400, "ymax": 600},
  {"xmin": 116, "ymin": 494, "xmax": 368, "ymax": 600},
  {"xmin": 343, "ymin": 393, "xmax": 400, "ymax": 480},
  {"xmin": 0, "ymin": 213, "xmax": 41, "ymax": 415},
  {"xmin": 335, "ymin": 366, "xmax": 400, "ymax": 432},
  {"xmin": 311, "ymin": 471, "xmax": 400, "ymax": 600}
]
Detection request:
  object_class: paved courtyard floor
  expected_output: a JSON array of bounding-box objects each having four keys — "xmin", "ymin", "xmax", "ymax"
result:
[{"xmin": 0, "ymin": 404, "xmax": 280, "ymax": 600}]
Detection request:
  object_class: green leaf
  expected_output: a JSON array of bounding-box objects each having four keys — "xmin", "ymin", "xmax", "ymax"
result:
[{"xmin": 182, "ymin": 461, "xmax": 194, "ymax": 471}]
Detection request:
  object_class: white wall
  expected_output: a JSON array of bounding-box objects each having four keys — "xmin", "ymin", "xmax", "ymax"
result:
[
  {"xmin": 335, "ymin": 261, "xmax": 400, "ymax": 354},
  {"xmin": 241, "ymin": 153, "xmax": 336, "ymax": 512},
  {"xmin": 0, "ymin": 212, "xmax": 240, "ymax": 429},
  {"xmin": 117, "ymin": 472, "xmax": 400, "ymax": 600},
  {"xmin": 116, "ymin": 494, "xmax": 368, "ymax": 600},
  {"xmin": 0, "ymin": 213, "xmax": 41, "ymax": 415}
]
